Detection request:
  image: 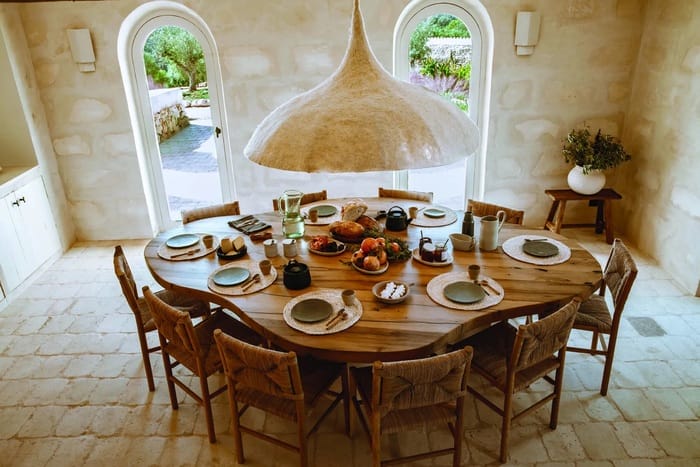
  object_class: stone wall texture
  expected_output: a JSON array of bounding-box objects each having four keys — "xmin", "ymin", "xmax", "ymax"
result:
[{"xmin": 4, "ymin": 0, "xmax": 700, "ymax": 292}]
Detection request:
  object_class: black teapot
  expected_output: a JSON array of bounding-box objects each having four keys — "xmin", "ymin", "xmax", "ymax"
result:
[
  {"xmin": 385, "ymin": 206, "xmax": 412, "ymax": 231},
  {"xmin": 283, "ymin": 259, "xmax": 311, "ymax": 290}
]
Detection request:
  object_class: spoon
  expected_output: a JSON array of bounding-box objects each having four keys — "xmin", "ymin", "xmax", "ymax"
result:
[
  {"xmin": 326, "ymin": 310, "xmax": 349, "ymax": 330},
  {"xmin": 171, "ymin": 248, "xmax": 200, "ymax": 258},
  {"xmin": 241, "ymin": 273, "xmax": 261, "ymax": 291}
]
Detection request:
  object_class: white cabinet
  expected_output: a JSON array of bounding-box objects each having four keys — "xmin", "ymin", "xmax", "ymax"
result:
[{"xmin": 0, "ymin": 176, "xmax": 60, "ymax": 292}]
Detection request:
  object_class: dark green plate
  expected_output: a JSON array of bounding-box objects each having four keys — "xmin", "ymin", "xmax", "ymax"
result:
[
  {"xmin": 444, "ymin": 281, "xmax": 485, "ymax": 304},
  {"xmin": 291, "ymin": 299, "xmax": 333, "ymax": 323},
  {"xmin": 212, "ymin": 267, "xmax": 250, "ymax": 286},
  {"xmin": 166, "ymin": 233, "xmax": 200, "ymax": 249},
  {"xmin": 423, "ymin": 208, "xmax": 446, "ymax": 218},
  {"xmin": 522, "ymin": 241, "xmax": 559, "ymax": 258},
  {"xmin": 314, "ymin": 205, "xmax": 337, "ymax": 217}
]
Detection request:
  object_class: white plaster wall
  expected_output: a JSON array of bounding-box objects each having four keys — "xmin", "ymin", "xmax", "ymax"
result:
[
  {"xmin": 617, "ymin": 0, "xmax": 700, "ymax": 294},
  {"xmin": 13, "ymin": 1, "xmax": 650, "ymax": 244}
]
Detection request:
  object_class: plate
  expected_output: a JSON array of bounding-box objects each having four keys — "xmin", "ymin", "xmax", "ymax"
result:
[
  {"xmin": 522, "ymin": 241, "xmax": 559, "ymax": 258},
  {"xmin": 423, "ymin": 208, "xmax": 446, "ymax": 218},
  {"xmin": 412, "ymin": 248, "xmax": 453, "ymax": 267},
  {"xmin": 313, "ymin": 205, "xmax": 337, "ymax": 217},
  {"xmin": 352, "ymin": 260, "xmax": 389, "ymax": 275},
  {"xmin": 443, "ymin": 281, "xmax": 485, "ymax": 304},
  {"xmin": 166, "ymin": 233, "xmax": 200, "ymax": 249},
  {"xmin": 309, "ymin": 241, "xmax": 346, "ymax": 257},
  {"xmin": 291, "ymin": 298, "xmax": 333, "ymax": 323},
  {"xmin": 212, "ymin": 267, "xmax": 250, "ymax": 286},
  {"xmin": 216, "ymin": 245, "xmax": 247, "ymax": 260}
]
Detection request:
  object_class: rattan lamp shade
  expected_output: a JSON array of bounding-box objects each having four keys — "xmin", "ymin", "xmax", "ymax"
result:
[{"xmin": 244, "ymin": 0, "xmax": 480, "ymax": 173}]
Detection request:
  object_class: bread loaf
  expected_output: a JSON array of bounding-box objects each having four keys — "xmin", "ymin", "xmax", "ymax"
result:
[
  {"xmin": 355, "ymin": 215, "xmax": 380, "ymax": 232},
  {"xmin": 329, "ymin": 220, "xmax": 365, "ymax": 239}
]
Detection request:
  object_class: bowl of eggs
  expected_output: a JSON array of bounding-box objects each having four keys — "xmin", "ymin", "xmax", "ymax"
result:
[{"xmin": 372, "ymin": 280, "xmax": 410, "ymax": 304}]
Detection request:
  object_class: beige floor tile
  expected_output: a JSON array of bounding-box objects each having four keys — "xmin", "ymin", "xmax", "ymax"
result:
[
  {"xmin": 574, "ymin": 422, "xmax": 627, "ymax": 460},
  {"xmin": 612, "ymin": 421, "xmax": 665, "ymax": 459}
]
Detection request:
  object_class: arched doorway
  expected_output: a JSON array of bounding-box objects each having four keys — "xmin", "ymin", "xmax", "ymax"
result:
[
  {"xmin": 118, "ymin": 1, "xmax": 236, "ymax": 232},
  {"xmin": 394, "ymin": 0, "xmax": 494, "ymax": 206}
]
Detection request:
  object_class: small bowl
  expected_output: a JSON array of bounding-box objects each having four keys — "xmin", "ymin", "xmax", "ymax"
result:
[
  {"xmin": 449, "ymin": 233, "xmax": 474, "ymax": 252},
  {"xmin": 372, "ymin": 280, "xmax": 410, "ymax": 304}
]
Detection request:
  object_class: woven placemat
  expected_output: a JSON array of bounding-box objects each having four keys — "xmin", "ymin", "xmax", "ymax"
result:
[
  {"xmin": 427, "ymin": 272, "xmax": 504, "ymax": 311},
  {"xmin": 410, "ymin": 206, "xmax": 458, "ymax": 228},
  {"xmin": 303, "ymin": 203, "xmax": 342, "ymax": 226},
  {"xmin": 283, "ymin": 289, "xmax": 363, "ymax": 335},
  {"xmin": 207, "ymin": 260, "xmax": 278, "ymax": 295},
  {"xmin": 158, "ymin": 233, "xmax": 218, "ymax": 261},
  {"xmin": 502, "ymin": 235, "xmax": 571, "ymax": 265}
]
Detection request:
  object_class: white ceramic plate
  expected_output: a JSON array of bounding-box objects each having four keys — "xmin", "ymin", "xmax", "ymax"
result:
[
  {"xmin": 212, "ymin": 267, "xmax": 250, "ymax": 286},
  {"xmin": 166, "ymin": 233, "xmax": 200, "ymax": 249},
  {"xmin": 412, "ymin": 248, "xmax": 453, "ymax": 267},
  {"xmin": 352, "ymin": 260, "xmax": 389, "ymax": 275},
  {"xmin": 309, "ymin": 240, "xmax": 346, "ymax": 256},
  {"xmin": 423, "ymin": 208, "xmax": 447, "ymax": 218}
]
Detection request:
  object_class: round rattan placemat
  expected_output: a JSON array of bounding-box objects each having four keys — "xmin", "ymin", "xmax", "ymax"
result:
[
  {"xmin": 410, "ymin": 206, "xmax": 458, "ymax": 228},
  {"xmin": 158, "ymin": 233, "xmax": 218, "ymax": 261},
  {"xmin": 427, "ymin": 272, "xmax": 504, "ymax": 311},
  {"xmin": 502, "ymin": 235, "xmax": 571, "ymax": 265},
  {"xmin": 283, "ymin": 289, "xmax": 363, "ymax": 335},
  {"xmin": 208, "ymin": 260, "xmax": 278, "ymax": 295}
]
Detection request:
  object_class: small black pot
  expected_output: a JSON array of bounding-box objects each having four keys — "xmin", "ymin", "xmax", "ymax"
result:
[
  {"xmin": 385, "ymin": 206, "xmax": 412, "ymax": 231},
  {"xmin": 283, "ymin": 259, "xmax": 311, "ymax": 290}
]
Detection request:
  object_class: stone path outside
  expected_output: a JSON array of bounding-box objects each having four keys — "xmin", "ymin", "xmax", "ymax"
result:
[{"xmin": 158, "ymin": 106, "xmax": 222, "ymax": 219}]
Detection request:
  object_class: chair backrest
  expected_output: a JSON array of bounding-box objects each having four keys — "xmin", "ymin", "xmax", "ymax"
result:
[
  {"xmin": 512, "ymin": 298, "xmax": 580, "ymax": 371},
  {"xmin": 214, "ymin": 329, "xmax": 304, "ymax": 402},
  {"xmin": 372, "ymin": 347, "xmax": 472, "ymax": 417},
  {"xmin": 272, "ymin": 190, "xmax": 327, "ymax": 211},
  {"xmin": 113, "ymin": 245, "xmax": 140, "ymax": 315},
  {"xmin": 143, "ymin": 286, "xmax": 202, "ymax": 363},
  {"xmin": 181, "ymin": 201, "xmax": 240, "ymax": 224},
  {"xmin": 377, "ymin": 187, "xmax": 433, "ymax": 203},
  {"xmin": 466, "ymin": 199, "xmax": 524, "ymax": 225},
  {"xmin": 602, "ymin": 239, "xmax": 638, "ymax": 313}
]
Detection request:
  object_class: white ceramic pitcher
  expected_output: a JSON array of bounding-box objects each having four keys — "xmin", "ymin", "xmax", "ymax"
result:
[{"xmin": 479, "ymin": 210, "xmax": 506, "ymax": 251}]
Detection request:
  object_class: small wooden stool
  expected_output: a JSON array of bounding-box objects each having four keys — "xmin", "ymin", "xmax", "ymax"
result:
[{"xmin": 544, "ymin": 188, "xmax": 622, "ymax": 244}]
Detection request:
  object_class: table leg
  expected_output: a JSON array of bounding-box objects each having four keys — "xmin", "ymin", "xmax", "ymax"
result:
[
  {"xmin": 545, "ymin": 200, "xmax": 559, "ymax": 230},
  {"xmin": 603, "ymin": 200, "xmax": 614, "ymax": 244},
  {"xmin": 594, "ymin": 200, "xmax": 605, "ymax": 234},
  {"xmin": 552, "ymin": 200, "xmax": 566, "ymax": 233}
]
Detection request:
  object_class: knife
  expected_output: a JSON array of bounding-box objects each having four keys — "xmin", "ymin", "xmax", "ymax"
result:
[{"xmin": 171, "ymin": 248, "xmax": 200, "ymax": 258}]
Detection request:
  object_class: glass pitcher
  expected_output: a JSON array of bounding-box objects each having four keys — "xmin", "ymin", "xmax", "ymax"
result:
[{"xmin": 278, "ymin": 189, "xmax": 305, "ymax": 239}]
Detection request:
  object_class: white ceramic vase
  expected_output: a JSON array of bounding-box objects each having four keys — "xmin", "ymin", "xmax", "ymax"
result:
[{"xmin": 567, "ymin": 165, "xmax": 606, "ymax": 195}]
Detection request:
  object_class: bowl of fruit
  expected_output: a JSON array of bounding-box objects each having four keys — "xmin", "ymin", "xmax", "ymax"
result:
[
  {"xmin": 351, "ymin": 237, "xmax": 389, "ymax": 274},
  {"xmin": 372, "ymin": 280, "xmax": 410, "ymax": 304}
]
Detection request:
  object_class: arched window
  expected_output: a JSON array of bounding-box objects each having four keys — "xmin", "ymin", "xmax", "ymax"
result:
[
  {"xmin": 118, "ymin": 1, "xmax": 236, "ymax": 232},
  {"xmin": 394, "ymin": 0, "xmax": 493, "ymax": 207}
]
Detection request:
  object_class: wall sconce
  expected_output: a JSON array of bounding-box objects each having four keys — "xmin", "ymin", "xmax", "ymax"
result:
[
  {"xmin": 67, "ymin": 28, "xmax": 95, "ymax": 72},
  {"xmin": 514, "ymin": 11, "xmax": 540, "ymax": 56}
]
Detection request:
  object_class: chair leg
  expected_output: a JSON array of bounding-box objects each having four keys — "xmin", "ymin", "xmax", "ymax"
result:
[
  {"xmin": 342, "ymin": 365, "xmax": 352, "ymax": 436},
  {"xmin": 371, "ymin": 410, "xmax": 381, "ymax": 467},
  {"xmin": 500, "ymin": 390, "xmax": 514, "ymax": 463},
  {"xmin": 136, "ymin": 329, "xmax": 155, "ymax": 392},
  {"xmin": 228, "ymin": 392, "xmax": 245, "ymax": 463},
  {"xmin": 160, "ymin": 349, "xmax": 179, "ymax": 410},
  {"xmin": 297, "ymin": 399, "xmax": 308, "ymax": 467},
  {"xmin": 453, "ymin": 398, "xmax": 465, "ymax": 467},
  {"xmin": 198, "ymin": 374, "xmax": 217, "ymax": 443},
  {"xmin": 600, "ymin": 332, "xmax": 617, "ymax": 396},
  {"xmin": 550, "ymin": 365, "xmax": 565, "ymax": 429}
]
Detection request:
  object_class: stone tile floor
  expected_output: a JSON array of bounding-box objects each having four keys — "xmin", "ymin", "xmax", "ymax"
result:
[{"xmin": 0, "ymin": 229, "xmax": 698, "ymax": 466}]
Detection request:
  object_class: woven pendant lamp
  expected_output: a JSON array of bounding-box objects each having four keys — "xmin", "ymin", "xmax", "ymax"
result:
[{"xmin": 244, "ymin": 0, "xmax": 480, "ymax": 173}]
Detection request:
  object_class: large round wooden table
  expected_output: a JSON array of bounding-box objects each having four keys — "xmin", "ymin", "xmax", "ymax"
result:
[{"xmin": 144, "ymin": 198, "xmax": 602, "ymax": 363}]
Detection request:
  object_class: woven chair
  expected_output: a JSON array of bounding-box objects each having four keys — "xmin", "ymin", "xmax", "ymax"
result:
[
  {"xmin": 272, "ymin": 190, "xmax": 327, "ymax": 211},
  {"xmin": 113, "ymin": 245, "xmax": 210, "ymax": 392},
  {"xmin": 558, "ymin": 238, "xmax": 637, "ymax": 395},
  {"xmin": 181, "ymin": 201, "xmax": 240, "ymax": 224},
  {"xmin": 467, "ymin": 199, "xmax": 524, "ymax": 225},
  {"xmin": 377, "ymin": 187, "xmax": 433, "ymax": 203},
  {"xmin": 143, "ymin": 286, "xmax": 262, "ymax": 443},
  {"xmin": 213, "ymin": 329, "xmax": 349, "ymax": 466},
  {"xmin": 350, "ymin": 347, "xmax": 473, "ymax": 467},
  {"xmin": 462, "ymin": 298, "xmax": 580, "ymax": 463}
]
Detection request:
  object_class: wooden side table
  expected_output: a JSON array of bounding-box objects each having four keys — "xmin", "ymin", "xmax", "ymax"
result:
[{"xmin": 544, "ymin": 188, "xmax": 622, "ymax": 244}]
